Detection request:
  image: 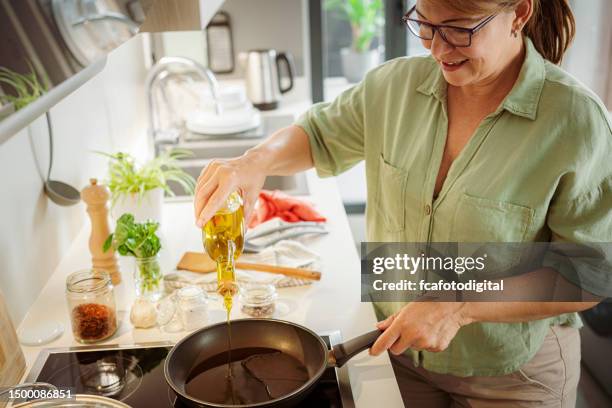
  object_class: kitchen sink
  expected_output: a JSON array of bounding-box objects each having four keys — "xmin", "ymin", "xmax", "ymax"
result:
[
  {"xmin": 167, "ymin": 159, "xmax": 309, "ymax": 198},
  {"xmin": 159, "ymin": 113, "xmax": 295, "ymax": 158},
  {"xmin": 163, "ymin": 113, "xmax": 309, "ymax": 199},
  {"xmin": 167, "ymin": 138, "xmax": 260, "ymax": 160}
]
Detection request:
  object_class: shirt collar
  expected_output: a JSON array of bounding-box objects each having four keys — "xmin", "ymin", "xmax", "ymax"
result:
[
  {"xmin": 416, "ymin": 60, "xmax": 447, "ymax": 101},
  {"xmin": 416, "ymin": 37, "xmax": 546, "ymax": 121}
]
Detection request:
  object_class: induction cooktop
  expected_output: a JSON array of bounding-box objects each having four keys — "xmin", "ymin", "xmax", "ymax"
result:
[{"xmin": 24, "ymin": 331, "xmax": 355, "ymax": 408}]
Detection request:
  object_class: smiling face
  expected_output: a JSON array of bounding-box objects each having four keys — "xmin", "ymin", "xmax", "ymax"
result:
[{"xmin": 416, "ymin": 0, "xmax": 524, "ymax": 88}]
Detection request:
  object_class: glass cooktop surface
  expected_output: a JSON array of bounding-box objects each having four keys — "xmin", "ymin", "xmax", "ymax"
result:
[{"xmin": 27, "ymin": 333, "xmax": 354, "ymax": 408}]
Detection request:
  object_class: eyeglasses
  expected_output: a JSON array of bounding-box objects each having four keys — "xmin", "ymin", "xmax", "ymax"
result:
[{"xmin": 402, "ymin": 5, "xmax": 497, "ymax": 47}]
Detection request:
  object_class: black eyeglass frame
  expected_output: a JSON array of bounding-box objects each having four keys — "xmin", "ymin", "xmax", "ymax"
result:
[{"xmin": 402, "ymin": 5, "xmax": 498, "ymax": 47}]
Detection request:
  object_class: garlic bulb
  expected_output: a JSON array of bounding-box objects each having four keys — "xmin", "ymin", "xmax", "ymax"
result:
[{"xmin": 130, "ymin": 297, "xmax": 157, "ymax": 328}]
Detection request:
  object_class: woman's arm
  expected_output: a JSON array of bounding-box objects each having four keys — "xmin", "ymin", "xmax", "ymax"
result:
[
  {"xmin": 195, "ymin": 63, "xmax": 370, "ymax": 227},
  {"xmin": 461, "ymin": 301, "xmax": 599, "ymax": 324},
  {"xmin": 194, "ymin": 125, "xmax": 312, "ymax": 227},
  {"xmin": 369, "ymin": 300, "xmax": 599, "ymax": 356},
  {"xmin": 369, "ymin": 263, "xmax": 602, "ymax": 355},
  {"xmin": 246, "ymin": 125, "xmax": 314, "ymax": 176}
]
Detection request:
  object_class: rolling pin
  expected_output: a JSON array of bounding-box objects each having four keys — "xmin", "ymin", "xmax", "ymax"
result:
[{"xmin": 177, "ymin": 252, "xmax": 321, "ymax": 281}]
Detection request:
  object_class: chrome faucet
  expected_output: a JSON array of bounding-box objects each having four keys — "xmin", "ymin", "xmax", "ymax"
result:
[{"xmin": 145, "ymin": 56, "xmax": 222, "ymax": 149}]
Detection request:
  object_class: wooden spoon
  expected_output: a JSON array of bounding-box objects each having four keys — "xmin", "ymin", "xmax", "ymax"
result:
[{"xmin": 177, "ymin": 252, "xmax": 321, "ymax": 281}]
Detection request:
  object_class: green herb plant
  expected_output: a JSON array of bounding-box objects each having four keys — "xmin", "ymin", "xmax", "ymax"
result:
[
  {"xmin": 0, "ymin": 65, "xmax": 47, "ymax": 110},
  {"xmin": 325, "ymin": 0, "xmax": 384, "ymax": 53},
  {"xmin": 104, "ymin": 213, "xmax": 162, "ymax": 295},
  {"xmin": 98, "ymin": 149, "xmax": 196, "ymax": 207}
]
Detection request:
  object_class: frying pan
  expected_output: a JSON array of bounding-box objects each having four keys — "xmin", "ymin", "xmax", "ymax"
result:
[{"xmin": 164, "ymin": 319, "xmax": 381, "ymax": 407}]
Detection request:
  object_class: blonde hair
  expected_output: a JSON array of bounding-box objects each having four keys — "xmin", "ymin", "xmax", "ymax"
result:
[{"xmin": 423, "ymin": 0, "xmax": 575, "ymax": 64}]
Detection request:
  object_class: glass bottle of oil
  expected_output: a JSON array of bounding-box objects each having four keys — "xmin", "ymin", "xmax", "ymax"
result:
[{"xmin": 202, "ymin": 191, "xmax": 245, "ymax": 314}]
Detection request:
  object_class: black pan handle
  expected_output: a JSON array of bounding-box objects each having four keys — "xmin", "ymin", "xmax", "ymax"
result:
[{"xmin": 331, "ymin": 329, "xmax": 383, "ymax": 367}]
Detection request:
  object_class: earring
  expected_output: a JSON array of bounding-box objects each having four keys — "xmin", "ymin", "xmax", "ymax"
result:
[{"xmin": 511, "ymin": 28, "xmax": 519, "ymax": 38}]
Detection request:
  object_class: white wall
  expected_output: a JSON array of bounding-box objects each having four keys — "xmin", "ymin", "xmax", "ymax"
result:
[
  {"xmin": 564, "ymin": 0, "xmax": 612, "ymax": 107},
  {"xmin": 156, "ymin": 1, "xmax": 305, "ymax": 79},
  {"xmin": 159, "ymin": 31, "xmax": 208, "ymax": 66},
  {"xmin": 0, "ymin": 36, "xmax": 148, "ymax": 324},
  {"xmin": 217, "ymin": 0, "xmax": 305, "ymax": 78}
]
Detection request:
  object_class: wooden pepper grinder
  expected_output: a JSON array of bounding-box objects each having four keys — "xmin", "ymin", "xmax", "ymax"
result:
[{"xmin": 82, "ymin": 178, "xmax": 121, "ymax": 284}]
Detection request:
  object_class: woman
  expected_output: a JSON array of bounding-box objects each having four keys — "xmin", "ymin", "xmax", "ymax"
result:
[{"xmin": 194, "ymin": 0, "xmax": 611, "ymax": 406}]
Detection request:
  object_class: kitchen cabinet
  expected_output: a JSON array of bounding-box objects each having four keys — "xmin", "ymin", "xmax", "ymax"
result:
[{"xmin": 140, "ymin": 0, "xmax": 225, "ymax": 32}]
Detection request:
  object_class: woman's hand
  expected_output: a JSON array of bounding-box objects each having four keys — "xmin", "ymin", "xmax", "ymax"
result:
[
  {"xmin": 194, "ymin": 151, "xmax": 267, "ymax": 228},
  {"xmin": 370, "ymin": 302, "xmax": 471, "ymax": 356},
  {"xmin": 193, "ymin": 125, "xmax": 314, "ymax": 228}
]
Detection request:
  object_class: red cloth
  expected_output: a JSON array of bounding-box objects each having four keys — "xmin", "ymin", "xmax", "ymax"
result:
[{"xmin": 248, "ymin": 190, "xmax": 327, "ymax": 228}]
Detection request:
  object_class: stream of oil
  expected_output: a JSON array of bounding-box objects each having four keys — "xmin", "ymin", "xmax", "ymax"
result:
[
  {"xmin": 224, "ymin": 291, "xmax": 233, "ymax": 381},
  {"xmin": 202, "ymin": 192, "xmax": 245, "ymax": 403},
  {"xmin": 217, "ymin": 265, "xmax": 238, "ymax": 402},
  {"xmin": 184, "ymin": 348, "xmax": 310, "ymax": 404}
]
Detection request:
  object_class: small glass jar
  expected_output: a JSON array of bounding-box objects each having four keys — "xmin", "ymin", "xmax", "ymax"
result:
[
  {"xmin": 176, "ymin": 286, "xmax": 208, "ymax": 331},
  {"xmin": 66, "ymin": 269, "xmax": 117, "ymax": 343},
  {"xmin": 133, "ymin": 255, "xmax": 163, "ymax": 301},
  {"xmin": 239, "ymin": 283, "xmax": 277, "ymax": 317}
]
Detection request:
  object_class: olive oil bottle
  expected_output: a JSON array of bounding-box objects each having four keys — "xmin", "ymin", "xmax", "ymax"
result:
[
  {"xmin": 202, "ymin": 191, "xmax": 245, "ymax": 384},
  {"xmin": 202, "ymin": 191, "xmax": 245, "ymax": 313}
]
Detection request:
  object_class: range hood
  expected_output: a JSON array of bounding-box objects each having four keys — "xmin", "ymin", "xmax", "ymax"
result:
[{"xmin": 139, "ymin": 0, "xmax": 226, "ymax": 32}]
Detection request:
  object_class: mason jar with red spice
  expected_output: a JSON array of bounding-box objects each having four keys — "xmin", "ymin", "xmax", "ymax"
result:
[{"xmin": 66, "ymin": 269, "xmax": 117, "ymax": 343}]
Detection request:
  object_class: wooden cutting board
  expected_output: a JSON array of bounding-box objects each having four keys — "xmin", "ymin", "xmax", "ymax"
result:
[{"xmin": 0, "ymin": 289, "xmax": 26, "ymax": 394}]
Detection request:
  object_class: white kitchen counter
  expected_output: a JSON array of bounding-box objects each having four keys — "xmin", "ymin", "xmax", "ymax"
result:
[{"xmin": 17, "ymin": 169, "xmax": 403, "ymax": 407}]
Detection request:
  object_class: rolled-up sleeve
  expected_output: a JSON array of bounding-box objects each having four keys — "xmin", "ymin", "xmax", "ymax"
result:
[
  {"xmin": 544, "ymin": 176, "xmax": 612, "ymax": 297},
  {"xmin": 294, "ymin": 80, "xmax": 366, "ymax": 177},
  {"xmin": 543, "ymin": 106, "xmax": 612, "ymax": 298}
]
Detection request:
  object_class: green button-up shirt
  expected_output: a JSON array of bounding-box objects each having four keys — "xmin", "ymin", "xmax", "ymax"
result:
[{"xmin": 296, "ymin": 38, "xmax": 612, "ymax": 376}]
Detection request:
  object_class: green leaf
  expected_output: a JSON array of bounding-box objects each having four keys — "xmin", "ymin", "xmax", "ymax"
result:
[
  {"xmin": 105, "ymin": 212, "xmax": 162, "ymax": 258},
  {"xmin": 0, "ymin": 64, "xmax": 46, "ymax": 110},
  {"xmin": 324, "ymin": 0, "xmax": 343, "ymax": 11},
  {"xmin": 103, "ymin": 234, "xmax": 113, "ymax": 253},
  {"xmin": 97, "ymin": 149, "xmax": 196, "ymax": 206},
  {"xmin": 323, "ymin": 0, "xmax": 383, "ymax": 52}
]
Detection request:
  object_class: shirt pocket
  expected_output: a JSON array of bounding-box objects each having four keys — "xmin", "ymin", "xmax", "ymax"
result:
[
  {"xmin": 375, "ymin": 154, "xmax": 408, "ymax": 233},
  {"xmin": 451, "ymin": 193, "xmax": 535, "ymax": 270}
]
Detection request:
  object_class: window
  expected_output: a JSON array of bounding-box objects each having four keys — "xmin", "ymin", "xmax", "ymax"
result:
[{"xmin": 310, "ymin": 0, "xmax": 424, "ymax": 102}]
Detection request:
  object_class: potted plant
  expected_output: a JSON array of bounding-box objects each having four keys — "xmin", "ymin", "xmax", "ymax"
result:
[
  {"xmin": 325, "ymin": 0, "xmax": 384, "ymax": 83},
  {"xmin": 0, "ymin": 65, "xmax": 47, "ymax": 110},
  {"xmin": 99, "ymin": 149, "xmax": 195, "ymax": 223},
  {"xmin": 104, "ymin": 213, "xmax": 164, "ymax": 301}
]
